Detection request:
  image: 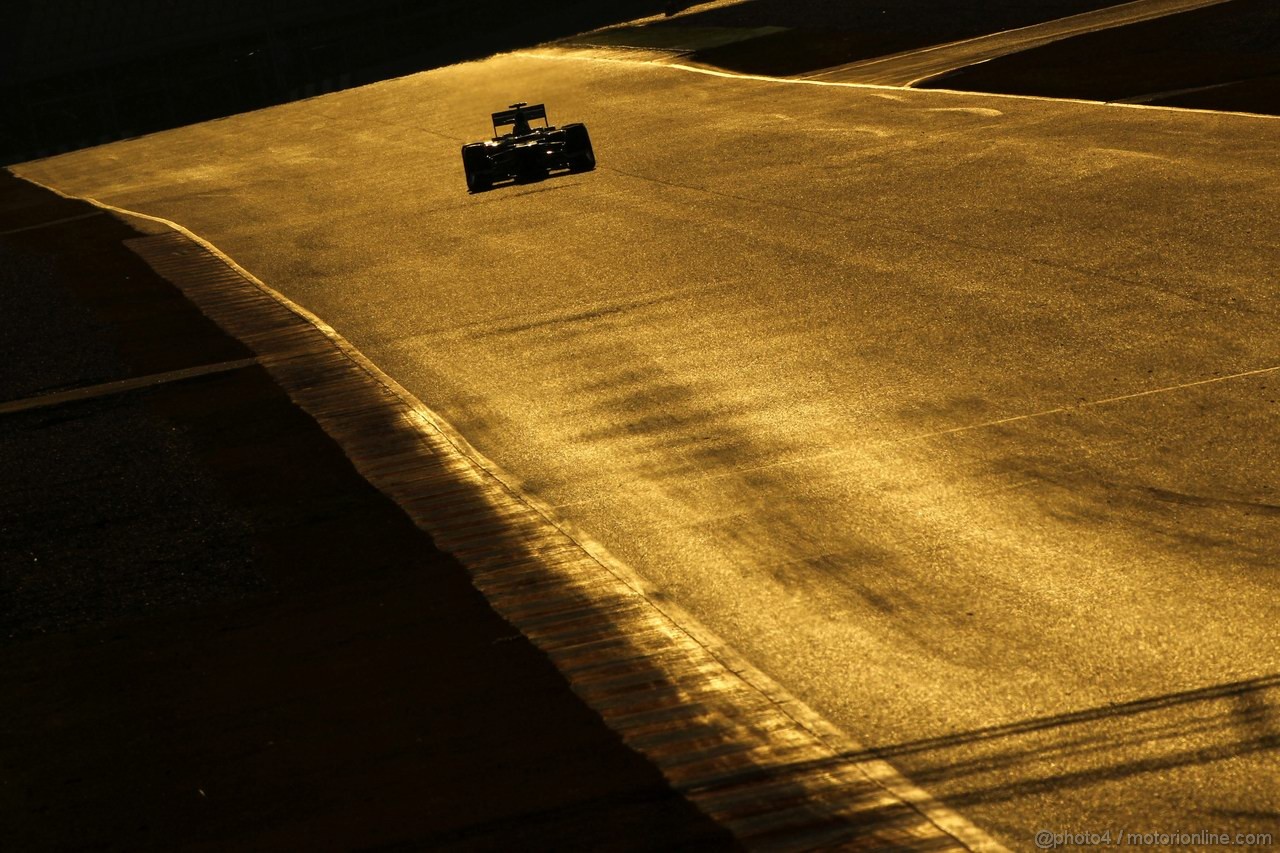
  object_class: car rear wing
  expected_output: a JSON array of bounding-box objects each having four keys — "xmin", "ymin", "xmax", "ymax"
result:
[{"xmin": 492, "ymin": 103, "xmax": 548, "ymax": 133}]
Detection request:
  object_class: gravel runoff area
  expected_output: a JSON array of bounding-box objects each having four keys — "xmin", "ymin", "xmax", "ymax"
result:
[
  {"xmin": 919, "ymin": 0, "xmax": 1280, "ymax": 116},
  {"xmin": 0, "ymin": 172, "xmax": 737, "ymax": 851}
]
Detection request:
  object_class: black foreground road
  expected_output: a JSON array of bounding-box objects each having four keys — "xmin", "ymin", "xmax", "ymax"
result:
[{"xmin": 17, "ymin": 49, "xmax": 1280, "ymax": 849}]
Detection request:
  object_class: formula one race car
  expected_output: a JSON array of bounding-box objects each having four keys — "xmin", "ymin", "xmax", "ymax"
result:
[{"xmin": 460, "ymin": 103, "xmax": 595, "ymax": 192}]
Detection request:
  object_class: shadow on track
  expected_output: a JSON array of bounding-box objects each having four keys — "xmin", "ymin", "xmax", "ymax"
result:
[{"xmin": 763, "ymin": 673, "xmax": 1280, "ymax": 813}]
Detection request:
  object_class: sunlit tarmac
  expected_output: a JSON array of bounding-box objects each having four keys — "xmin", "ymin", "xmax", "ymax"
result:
[{"xmin": 18, "ymin": 49, "xmax": 1279, "ymax": 848}]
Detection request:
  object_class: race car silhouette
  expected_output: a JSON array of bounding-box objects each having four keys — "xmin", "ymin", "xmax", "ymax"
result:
[{"xmin": 460, "ymin": 103, "xmax": 596, "ymax": 192}]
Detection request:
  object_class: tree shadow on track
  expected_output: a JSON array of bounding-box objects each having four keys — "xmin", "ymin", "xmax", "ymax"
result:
[{"xmin": 775, "ymin": 673, "xmax": 1280, "ymax": 817}]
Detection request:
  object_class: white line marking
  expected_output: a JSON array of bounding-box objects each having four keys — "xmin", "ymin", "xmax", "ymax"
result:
[
  {"xmin": 0, "ymin": 210, "xmax": 105, "ymax": 237},
  {"xmin": 677, "ymin": 364, "xmax": 1280, "ymax": 488},
  {"xmin": 1112, "ymin": 78, "xmax": 1248, "ymax": 105},
  {"xmin": 911, "ymin": 364, "xmax": 1280, "ymax": 442},
  {"xmin": 0, "ymin": 358, "xmax": 259, "ymax": 416}
]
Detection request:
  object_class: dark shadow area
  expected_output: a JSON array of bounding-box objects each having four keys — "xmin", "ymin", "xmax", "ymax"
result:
[
  {"xmin": 650, "ymin": 0, "xmax": 1123, "ymax": 77},
  {"xmin": 0, "ymin": 0, "xmax": 674, "ymax": 166},
  {"xmin": 920, "ymin": 0, "xmax": 1280, "ymax": 116},
  {"xmin": 0, "ymin": 172, "xmax": 740, "ymax": 850}
]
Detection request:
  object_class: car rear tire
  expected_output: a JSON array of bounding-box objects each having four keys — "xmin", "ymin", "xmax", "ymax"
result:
[{"xmin": 563, "ymin": 123, "xmax": 596, "ymax": 173}]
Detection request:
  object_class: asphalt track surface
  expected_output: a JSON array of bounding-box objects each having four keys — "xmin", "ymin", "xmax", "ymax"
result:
[
  {"xmin": 803, "ymin": 0, "xmax": 1235, "ymax": 86},
  {"xmin": 19, "ymin": 50, "xmax": 1280, "ymax": 848}
]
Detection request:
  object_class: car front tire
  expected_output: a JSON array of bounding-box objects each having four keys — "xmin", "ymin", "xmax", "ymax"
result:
[
  {"xmin": 461, "ymin": 144, "xmax": 492, "ymax": 192},
  {"xmin": 563, "ymin": 123, "xmax": 596, "ymax": 173}
]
